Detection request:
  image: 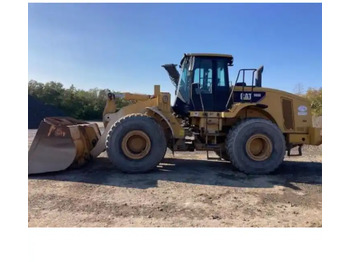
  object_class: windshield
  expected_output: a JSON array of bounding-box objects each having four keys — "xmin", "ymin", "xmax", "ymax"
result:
[{"xmin": 176, "ymin": 57, "xmax": 191, "ymax": 103}]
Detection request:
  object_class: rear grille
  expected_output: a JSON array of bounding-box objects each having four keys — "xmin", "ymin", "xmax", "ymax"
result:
[{"xmin": 282, "ymin": 98, "xmax": 294, "ymax": 130}]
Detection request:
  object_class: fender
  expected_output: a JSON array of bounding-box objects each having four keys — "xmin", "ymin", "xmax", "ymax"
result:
[
  {"xmin": 228, "ymin": 102, "xmax": 277, "ymax": 124},
  {"xmin": 145, "ymin": 106, "xmax": 175, "ymax": 137}
]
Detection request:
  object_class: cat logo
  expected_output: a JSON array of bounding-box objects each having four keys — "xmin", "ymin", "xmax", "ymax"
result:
[{"xmin": 240, "ymin": 93, "xmax": 252, "ymax": 101}]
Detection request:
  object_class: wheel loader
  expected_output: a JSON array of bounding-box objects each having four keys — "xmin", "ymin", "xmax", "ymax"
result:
[{"xmin": 28, "ymin": 53, "xmax": 322, "ymax": 175}]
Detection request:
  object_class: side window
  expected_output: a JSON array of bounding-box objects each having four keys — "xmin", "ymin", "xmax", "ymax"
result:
[
  {"xmin": 217, "ymin": 60, "xmax": 227, "ymax": 87},
  {"xmin": 193, "ymin": 59, "xmax": 213, "ymax": 94},
  {"xmin": 177, "ymin": 59, "xmax": 191, "ymax": 102}
]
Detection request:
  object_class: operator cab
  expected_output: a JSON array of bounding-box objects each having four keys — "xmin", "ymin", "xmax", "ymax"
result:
[
  {"xmin": 163, "ymin": 53, "xmax": 263, "ymax": 116},
  {"xmin": 171, "ymin": 53, "xmax": 233, "ymax": 116}
]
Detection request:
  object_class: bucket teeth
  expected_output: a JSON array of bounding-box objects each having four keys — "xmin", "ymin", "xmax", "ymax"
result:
[{"xmin": 28, "ymin": 117, "xmax": 101, "ymax": 175}]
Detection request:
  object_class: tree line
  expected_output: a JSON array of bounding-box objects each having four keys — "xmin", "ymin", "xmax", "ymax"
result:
[
  {"xmin": 28, "ymin": 80, "xmax": 322, "ymax": 120},
  {"xmin": 303, "ymin": 87, "xmax": 322, "ymax": 116},
  {"xmin": 28, "ymin": 80, "xmax": 130, "ymax": 120}
]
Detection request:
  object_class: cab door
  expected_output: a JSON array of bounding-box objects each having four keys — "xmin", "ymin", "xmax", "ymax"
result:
[
  {"xmin": 213, "ymin": 59, "xmax": 230, "ymax": 111},
  {"xmin": 192, "ymin": 58, "xmax": 214, "ymax": 111},
  {"xmin": 192, "ymin": 57, "xmax": 230, "ymax": 112}
]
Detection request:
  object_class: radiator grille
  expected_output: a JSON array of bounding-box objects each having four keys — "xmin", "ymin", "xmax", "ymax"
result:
[{"xmin": 282, "ymin": 98, "xmax": 294, "ymax": 130}]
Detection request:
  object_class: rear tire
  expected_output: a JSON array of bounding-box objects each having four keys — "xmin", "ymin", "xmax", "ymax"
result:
[
  {"xmin": 225, "ymin": 118, "xmax": 285, "ymax": 174},
  {"xmin": 106, "ymin": 114, "xmax": 167, "ymax": 173}
]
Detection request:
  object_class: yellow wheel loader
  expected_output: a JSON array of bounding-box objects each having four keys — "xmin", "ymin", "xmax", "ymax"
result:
[{"xmin": 28, "ymin": 53, "xmax": 322, "ymax": 175}]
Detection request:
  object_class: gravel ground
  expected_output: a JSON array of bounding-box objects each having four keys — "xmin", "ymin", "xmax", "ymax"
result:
[{"xmin": 28, "ymin": 128, "xmax": 322, "ymax": 227}]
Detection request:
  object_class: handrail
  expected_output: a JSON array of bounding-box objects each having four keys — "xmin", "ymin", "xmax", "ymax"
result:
[{"xmin": 225, "ymin": 68, "xmax": 257, "ymax": 109}]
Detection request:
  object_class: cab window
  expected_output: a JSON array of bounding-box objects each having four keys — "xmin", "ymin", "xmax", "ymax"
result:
[
  {"xmin": 216, "ymin": 59, "xmax": 228, "ymax": 87},
  {"xmin": 193, "ymin": 58, "xmax": 213, "ymax": 94}
]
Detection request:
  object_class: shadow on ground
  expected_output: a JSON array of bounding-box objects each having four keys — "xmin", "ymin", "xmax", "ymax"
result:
[{"xmin": 29, "ymin": 157, "xmax": 322, "ymax": 190}]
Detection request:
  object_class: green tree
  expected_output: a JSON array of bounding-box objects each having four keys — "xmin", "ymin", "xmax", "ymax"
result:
[
  {"xmin": 304, "ymin": 87, "xmax": 322, "ymax": 116},
  {"xmin": 28, "ymin": 80, "xmax": 131, "ymax": 120}
]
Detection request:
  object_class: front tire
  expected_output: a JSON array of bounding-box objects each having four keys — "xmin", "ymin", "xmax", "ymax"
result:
[
  {"xmin": 106, "ymin": 114, "xmax": 167, "ymax": 173},
  {"xmin": 225, "ymin": 118, "xmax": 285, "ymax": 174}
]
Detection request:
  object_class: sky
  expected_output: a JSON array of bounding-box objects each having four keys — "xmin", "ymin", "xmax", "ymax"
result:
[{"xmin": 28, "ymin": 3, "xmax": 322, "ymax": 99}]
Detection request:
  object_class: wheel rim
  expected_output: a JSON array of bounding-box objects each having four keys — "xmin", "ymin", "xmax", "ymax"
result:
[
  {"xmin": 245, "ymin": 134, "xmax": 272, "ymax": 161},
  {"xmin": 121, "ymin": 130, "xmax": 151, "ymax": 160}
]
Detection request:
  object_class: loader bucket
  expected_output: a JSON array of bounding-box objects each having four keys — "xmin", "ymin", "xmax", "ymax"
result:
[{"xmin": 28, "ymin": 117, "xmax": 101, "ymax": 175}]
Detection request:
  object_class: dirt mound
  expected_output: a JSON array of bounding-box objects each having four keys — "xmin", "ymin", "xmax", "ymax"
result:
[{"xmin": 28, "ymin": 95, "xmax": 66, "ymax": 129}]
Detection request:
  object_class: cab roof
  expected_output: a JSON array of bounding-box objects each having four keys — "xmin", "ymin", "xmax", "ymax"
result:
[
  {"xmin": 181, "ymin": 53, "xmax": 234, "ymax": 67},
  {"xmin": 186, "ymin": 53, "xmax": 233, "ymax": 59}
]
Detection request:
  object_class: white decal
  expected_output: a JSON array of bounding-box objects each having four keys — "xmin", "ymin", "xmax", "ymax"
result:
[
  {"xmin": 240, "ymin": 93, "xmax": 251, "ymax": 101},
  {"xmin": 298, "ymin": 105, "xmax": 308, "ymax": 116}
]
